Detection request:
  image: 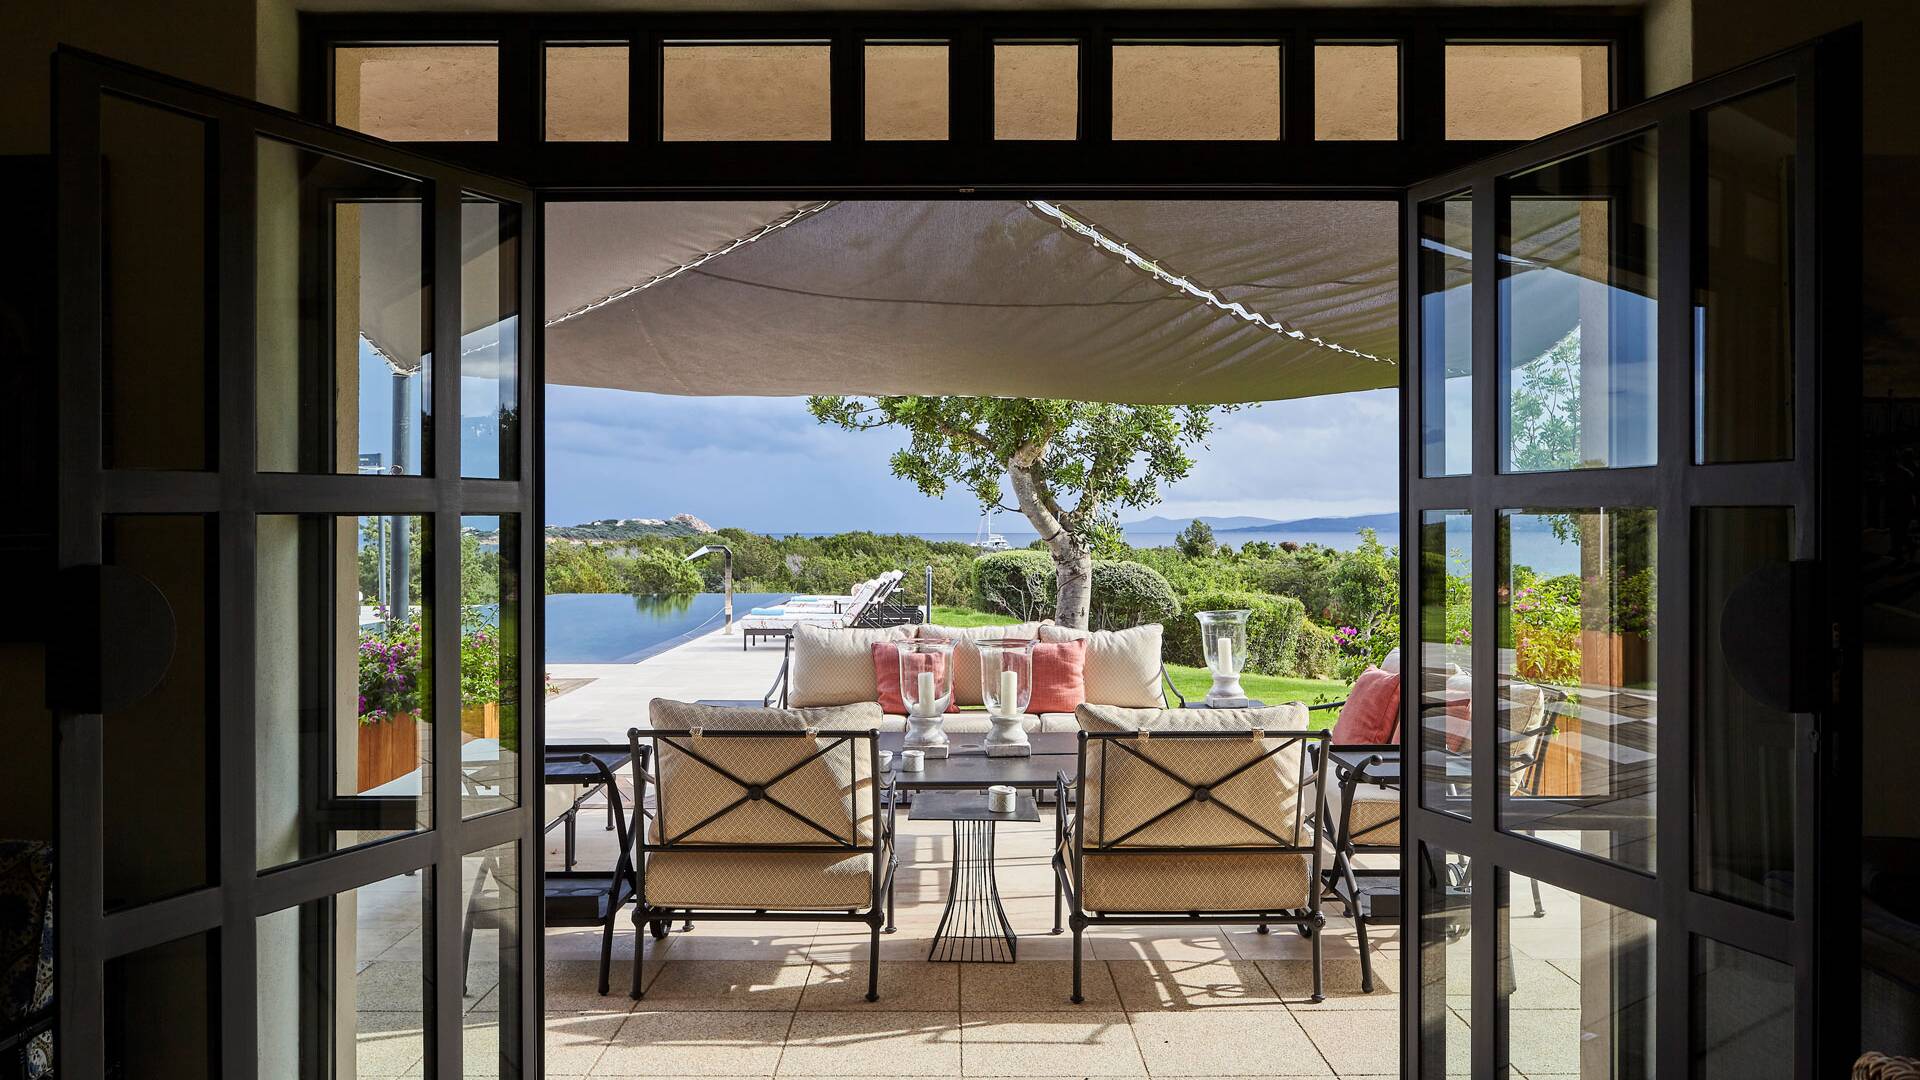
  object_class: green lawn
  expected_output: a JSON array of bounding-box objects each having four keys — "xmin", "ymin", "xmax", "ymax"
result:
[{"xmin": 926, "ymin": 607, "xmax": 1350, "ymax": 726}]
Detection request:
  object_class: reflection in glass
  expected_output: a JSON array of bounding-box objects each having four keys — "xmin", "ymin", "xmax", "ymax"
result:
[
  {"xmin": 103, "ymin": 515, "xmax": 214, "ymax": 910},
  {"xmin": 546, "ymin": 45, "xmax": 628, "ymax": 142},
  {"xmin": 257, "ymin": 870, "xmax": 431, "ymax": 1078},
  {"xmin": 463, "ymin": 843, "xmax": 523, "ymax": 1076},
  {"xmin": 101, "ymin": 93, "xmax": 212, "ymax": 470},
  {"xmin": 865, "ymin": 44, "xmax": 949, "ymax": 140},
  {"xmin": 1694, "ymin": 938, "xmax": 1792, "ymax": 1077},
  {"xmin": 1694, "ymin": 508, "xmax": 1795, "ymax": 912},
  {"xmin": 1696, "ymin": 84, "xmax": 1796, "ymax": 463},
  {"xmin": 336, "ymin": 45, "xmax": 499, "ymax": 141},
  {"xmin": 1420, "ymin": 511, "xmax": 1472, "ymax": 817},
  {"xmin": 257, "ymin": 515, "xmax": 433, "ymax": 869},
  {"xmin": 461, "ymin": 198, "xmax": 520, "ymax": 479},
  {"xmin": 1421, "ymin": 194, "xmax": 1473, "ymax": 477},
  {"xmin": 462, "ymin": 516, "xmax": 520, "ymax": 818},
  {"xmin": 1418, "ymin": 845, "xmax": 1472, "ymax": 1080},
  {"xmin": 1498, "ymin": 509, "xmax": 1657, "ymax": 872},
  {"xmin": 1445, "ymin": 44, "xmax": 1608, "ymax": 141},
  {"xmin": 1499, "ymin": 872, "xmax": 1654, "ymax": 1078},
  {"xmin": 107, "ymin": 931, "xmax": 216, "ymax": 1077},
  {"xmin": 1502, "ymin": 130, "xmax": 1658, "ymax": 473},
  {"xmin": 1112, "ymin": 44, "xmax": 1282, "ymax": 140},
  {"xmin": 1316, "ymin": 44, "xmax": 1398, "ymax": 140},
  {"xmin": 256, "ymin": 137, "xmax": 430, "ymax": 476},
  {"xmin": 661, "ymin": 44, "xmax": 831, "ymax": 141},
  {"xmin": 994, "ymin": 43, "xmax": 1078, "ymax": 140}
]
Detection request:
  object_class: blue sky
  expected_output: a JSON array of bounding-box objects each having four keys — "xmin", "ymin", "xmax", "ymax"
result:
[{"xmin": 543, "ymin": 385, "xmax": 1399, "ymax": 532}]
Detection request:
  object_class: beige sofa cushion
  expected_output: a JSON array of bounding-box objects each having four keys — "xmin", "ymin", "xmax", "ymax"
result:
[
  {"xmin": 1074, "ymin": 703, "xmax": 1313, "ymax": 849},
  {"xmin": 645, "ymin": 699, "xmax": 880, "ymax": 846},
  {"xmin": 939, "ymin": 712, "xmax": 1044, "ymax": 735},
  {"xmin": 1079, "ymin": 851, "xmax": 1313, "ymax": 913},
  {"xmin": 789, "ymin": 623, "xmax": 914, "ymax": 707},
  {"xmin": 645, "ymin": 850, "xmax": 873, "ymax": 910},
  {"xmin": 1040, "ymin": 624, "xmax": 1164, "ymax": 707},
  {"xmin": 915, "ymin": 622, "xmax": 1045, "ymax": 706}
]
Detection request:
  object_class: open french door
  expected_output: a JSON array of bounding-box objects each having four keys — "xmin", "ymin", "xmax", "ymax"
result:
[
  {"xmin": 1396, "ymin": 31, "xmax": 1860, "ymax": 1080},
  {"xmin": 54, "ymin": 48, "xmax": 540, "ymax": 1078}
]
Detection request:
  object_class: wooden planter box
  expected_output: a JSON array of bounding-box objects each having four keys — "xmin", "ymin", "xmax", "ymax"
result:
[
  {"xmin": 462, "ymin": 701, "xmax": 501, "ymax": 741},
  {"xmin": 357, "ymin": 711, "xmax": 419, "ymax": 792}
]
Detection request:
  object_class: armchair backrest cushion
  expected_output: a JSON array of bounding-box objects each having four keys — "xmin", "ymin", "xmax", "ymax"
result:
[
  {"xmin": 914, "ymin": 622, "xmax": 1045, "ymax": 705},
  {"xmin": 646, "ymin": 699, "xmax": 880, "ymax": 845},
  {"xmin": 789, "ymin": 623, "xmax": 915, "ymax": 706},
  {"xmin": 1040, "ymin": 623, "xmax": 1164, "ymax": 707},
  {"xmin": 1330, "ymin": 666, "xmax": 1401, "ymax": 745},
  {"xmin": 1074, "ymin": 702, "xmax": 1314, "ymax": 848}
]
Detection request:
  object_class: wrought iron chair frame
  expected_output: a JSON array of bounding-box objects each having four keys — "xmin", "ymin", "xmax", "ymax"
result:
[
  {"xmin": 627, "ymin": 727, "xmax": 898, "ymax": 1001},
  {"xmin": 1053, "ymin": 728, "xmax": 1332, "ymax": 1004}
]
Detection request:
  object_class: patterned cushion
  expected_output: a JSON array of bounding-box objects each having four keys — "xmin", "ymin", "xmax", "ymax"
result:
[
  {"xmin": 644, "ymin": 850, "xmax": 874, "ymax": 910},
  {"xmin": 1074, "ymin": 704, "xmax": 1314, "ymax": 849},
  {"xmin": 1078, "ymin": 851, "xmax": 1313, "ymax": 913},
  {"xmin": 1027, "ymin": 639, "xmax": 1088, "ymax": 713},
  {"xmin": 915, "ymin": 623, "xmax": 1045, "ymax": 706},
  {"xmin": 1040, "ymin": 624, "xmax": 1164, "ymax": 707},
  {"xmin": 1331, "ymin": 666, "xmax": 1400, "ymax": 744},
  {"xmin": 1326, "ymin": 780, "xmax": 1399, "ymax": 847},
  {"xmin": 645, "ymin": 700, "xmax": 879, "ymax": 846},
  {"xmin": 789, "ymin": 624, "xmax": 914, "ymax": 707},
  {"xmin": 872, "ymin": 642, "xmax": 957, "ymax": 715}
]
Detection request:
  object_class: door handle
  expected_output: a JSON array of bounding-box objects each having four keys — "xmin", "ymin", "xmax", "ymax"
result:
[{"xmin": 47, "ymin": 563, "xmax": 176, "ymax": 713}]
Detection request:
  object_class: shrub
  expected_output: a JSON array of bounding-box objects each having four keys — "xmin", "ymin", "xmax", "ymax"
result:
[
  {"xmin": 1089, "ymin": 561, "xmax": 1180, "ymax": 631},
  {"xmin": 1163, "ymin": 590, "xmax": 1307, "ymax": 676},
  {"xmin": 1291, "ymin": 620, "xmax": 1342, "ymax": 680},
  {"xmin": 623, "ymin": 548, "xmax": 704, "ymax": 595},
  {"xmin": 1174, "ymin": 519, "xmax": 1217, "ymax": 557},
  {"xmin": 973, "ymin": 550, "xmax": 1056, "ymax": 621}
]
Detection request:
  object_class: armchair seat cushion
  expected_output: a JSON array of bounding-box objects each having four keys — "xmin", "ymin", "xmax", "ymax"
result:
[
  {"xmin": 1327, "ymin": 781, "xmax": 1400, "ymax": 848},
  {"xmin": 644, "ymin": 850, "xmax": 874, "ymax": 910},
  {"xmin": 1078, "ymin": 850, "xmax": 1313, "ymax": 913}
]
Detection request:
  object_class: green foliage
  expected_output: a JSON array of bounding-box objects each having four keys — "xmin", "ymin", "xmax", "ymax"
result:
[
  {"xmin": 623, "ymin": 548, "xmax": 704, "ymax": 595},
  {"xmin": 1174, "ymin": 519, "xmax": 1217, "ymax": 557},
  {"xmin": 1290, "ymin": 620, "xmax": 1342, "ymax": 681},
  {"xmin": 545, "ymin": 543, "xmax": 624, "ymax": 594},
  {"xmin": 1089, "ymin": 561, "xmax": 1181, "ymax": 632},
  {"xmin": 972, "ymin": 550, "xmax": 1058, "ymax": 621},
  {"xmin": 1245, "ymin": 545, "xmax": 1341, "ymax": 621},
  {"xmin": 1162, "ymin": 590, "xmax": 1307, "ymax": 677},
  {"xmin": 1508, "ymin": 326, "xmax": 1590, "ymax": 472},
  {"xmin": 1329, "ymin": 528, "xmax": 1401, "ymax": 673}
]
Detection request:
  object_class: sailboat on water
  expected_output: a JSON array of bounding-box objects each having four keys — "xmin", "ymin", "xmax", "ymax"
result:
[{"xmin": 972, "ymin": 508, "xmax": 1010, "ymax": 552}]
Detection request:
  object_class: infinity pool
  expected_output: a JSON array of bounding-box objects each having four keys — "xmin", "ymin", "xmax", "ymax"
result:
[{"xmin": 545, "ymin": 592, "xmax": 789, "ymax": 664}]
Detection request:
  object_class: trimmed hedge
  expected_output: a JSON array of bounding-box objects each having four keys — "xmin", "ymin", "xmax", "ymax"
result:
[
  {"xmin": 1162, "ymin": 590, "xmax": 1308, "ymax": 676},
  {"xmin": 974, "ymin": 552, "xmax": 1181, "ymax": 630},
  {"xmin": 1290, "ymin": 619, "xmax": 1342, "ymax": 680}
]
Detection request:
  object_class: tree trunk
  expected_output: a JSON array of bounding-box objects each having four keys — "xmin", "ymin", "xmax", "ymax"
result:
[{"xmin": 1005, "ymin": 456, "xmax": 1094, "ymax": 629}]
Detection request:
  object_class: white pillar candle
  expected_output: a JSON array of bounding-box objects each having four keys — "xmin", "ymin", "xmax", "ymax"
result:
[
  {"xmin": 1214, "ymin": 634, "xmax": 1235, "ymax": 675},
  {"xmin": 998, "ymin": 668, "xmax": 1020, "ymax": 717},
  {"xmin": 917, "ymin": 670, "xmax": 936, "ymax": 714}
]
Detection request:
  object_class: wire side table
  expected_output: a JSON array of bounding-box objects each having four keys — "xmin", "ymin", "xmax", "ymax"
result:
[{"xmin": 909, "ymin": 790, "xmax": 1040, "ymax": 963}]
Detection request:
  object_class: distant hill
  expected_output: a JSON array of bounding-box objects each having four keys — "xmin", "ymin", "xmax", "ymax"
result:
[
  {"xmin": 546, "ymin": 514, "xmax": 715, "ymax": 544},
  {"xmin": 1120, "ymin": 512, "xmax": 1399, "ymax": 535}
]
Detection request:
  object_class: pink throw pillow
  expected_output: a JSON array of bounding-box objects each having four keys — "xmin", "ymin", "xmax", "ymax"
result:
[
  {"xmin": 1025, "ymin": 639, "xmax": 1089, "ymax": 714},
  {"xmin": 1331, "ymin": 666, "xmax": 1401, "ymax": 745},
  {"xmin": 872, "ymin": 642, "xmax": 956, "ymax": 715}
]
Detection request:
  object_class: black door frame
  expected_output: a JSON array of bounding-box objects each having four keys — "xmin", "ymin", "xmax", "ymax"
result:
[
  {"xmin": 1399, "ymin": 31, "xmax": 1859, "ymax": 1080},
  {"xmin": 54, "ymin": 47, "xmax": 541, "ymax": 1079}
]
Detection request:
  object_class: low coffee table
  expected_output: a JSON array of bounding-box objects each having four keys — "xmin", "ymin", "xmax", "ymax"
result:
[{"xmin": 910, "ymin": 789, "xmax": 1040, "ymax": 962}]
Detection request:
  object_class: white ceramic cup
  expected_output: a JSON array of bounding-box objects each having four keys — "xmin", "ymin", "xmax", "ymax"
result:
[
  {"xmin": 900, "ymin": 749, "xmax": 926, "ymax": 773},
  {"xmin": 987, "ymin": 785, "xmax": 1016, "ymax": 813},
  {"xmin": 878, "ymin": 750, "xmax": 894, "ymax": 770}
]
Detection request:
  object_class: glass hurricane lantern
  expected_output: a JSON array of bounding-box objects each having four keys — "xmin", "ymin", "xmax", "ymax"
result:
[
  {"xmin": 1195, "ymin": 609, "xmax": 1252, "ymax": 708},
  {"xmin": 977, "ymin": 638, "xmax": 1036, "ymax": 757},
  {"xmin": 898, "ymin": 639, "xmax": 956, "ymax": 758}
]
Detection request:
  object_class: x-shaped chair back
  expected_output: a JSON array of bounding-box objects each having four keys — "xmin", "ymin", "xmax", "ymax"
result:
[
  {"xmin": 646, "ymin": 728, "xmax": 875, "ymax": 850},
  {"xmin": 1082, "ymin": 730, "xmax": 1321, "ymax": 852}
]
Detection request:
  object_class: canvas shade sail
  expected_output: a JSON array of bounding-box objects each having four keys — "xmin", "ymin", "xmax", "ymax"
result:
[{"xmin": 541, "ymin": 199, "xmax": 1404, "ymax": 405}]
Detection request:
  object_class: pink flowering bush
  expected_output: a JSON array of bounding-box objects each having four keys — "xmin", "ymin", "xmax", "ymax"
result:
[{"xmin": 358, "ymin": 609, "xmax": 424, "ymax": 724}]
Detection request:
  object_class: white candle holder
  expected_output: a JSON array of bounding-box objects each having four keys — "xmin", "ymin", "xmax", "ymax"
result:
[
  {"xmin": 977, "ymin": 638, "xmax": 1035, "ymax": 757},
  {"xmin": 898, "ymin": 639, "xmax": 955, "ymax": 759},
  {"xmin": 1195, "ymin": 610, "xmax": 1252, "ymax": 708}
]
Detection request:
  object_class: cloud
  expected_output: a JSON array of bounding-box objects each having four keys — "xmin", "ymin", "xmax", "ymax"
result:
[{"xmin": 543, "ymin": 387, "xmax": 1399, "ymax": 530}]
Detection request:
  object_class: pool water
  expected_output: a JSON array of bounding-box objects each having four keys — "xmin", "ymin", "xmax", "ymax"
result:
[{"xmin": 545, "ymin": 592, "xmax": 789, "ymax": 664}]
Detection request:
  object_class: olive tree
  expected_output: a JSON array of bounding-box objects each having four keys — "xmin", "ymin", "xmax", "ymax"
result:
[{"xmin": 808, "ymin": 395, "xmax": 1237, "ymax": 628}]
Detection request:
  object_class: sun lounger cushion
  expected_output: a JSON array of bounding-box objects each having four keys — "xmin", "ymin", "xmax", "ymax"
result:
[
  {"xmin": 915, "ymin": 622, "xmax": 1046, "ymax": 706},
  {"xmin": 789, "ymin": 624, "xmax": 915, "ymax": 707},
  {"xmin": 1040, "ymin": 624, "xmax": 1165, "ymax": 708}
]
